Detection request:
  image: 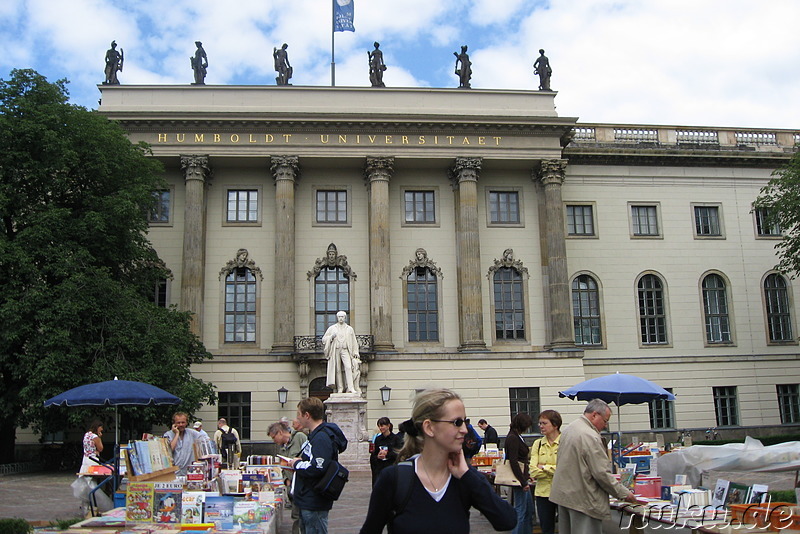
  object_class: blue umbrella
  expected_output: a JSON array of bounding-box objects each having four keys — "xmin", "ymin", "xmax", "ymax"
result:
[
  {"xmin": 44, "ymin": 377, "xmax": 181, "ymax": 448},
  {"xmin": 558, "ymin": 372, "xmax": 675, "ymax": 406}
]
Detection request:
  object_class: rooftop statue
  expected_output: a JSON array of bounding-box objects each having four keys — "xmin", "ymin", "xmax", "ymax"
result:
[
  {"xmin": 273, "ymin": 43, "xmax": 292, "ymax": 86},
  {"xmin": 453, "ymin": 45, "xmax": 472, "ymax": 89},
  {"xmin": 103, "ymin": 41, "xmax": 123, "ymax": 85},
  {"xmin": 368, "ymin": 42, "xmax": 386, "ymax": 87},
  {"xmin": 191, "ymin": 41, "xmax": 208, "ymax": 85},
  {"xmin": 534, "ymin": 49, "xmax": 552, "ymax": 91}
]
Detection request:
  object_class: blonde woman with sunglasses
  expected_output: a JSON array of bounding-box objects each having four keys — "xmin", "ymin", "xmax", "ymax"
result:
[{"xmin": 360, "ymin": 388, "xmax": 515, "ymax": 533}]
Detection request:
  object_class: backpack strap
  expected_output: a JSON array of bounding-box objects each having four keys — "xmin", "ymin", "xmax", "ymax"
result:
[{"xmin": 388, "ymin": 461, "xmax": 415, "ymax": 533}]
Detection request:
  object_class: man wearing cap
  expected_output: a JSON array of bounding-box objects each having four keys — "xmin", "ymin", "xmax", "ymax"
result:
[{"xmin": 193, "ymin": 420, "xmax": 216, "ymax": 454}]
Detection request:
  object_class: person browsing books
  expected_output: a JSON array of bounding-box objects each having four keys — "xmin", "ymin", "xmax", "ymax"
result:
[
  {"xmin": 163, "ymin": 412, "xmax": 202, "ymax": 475},
  {"xmin": 359, "ymin": 388, "xmax": 516, "ymax": 534},
  {"xmin": 268, "ymin": 420, "xmax": 308, "ymax": 534},
  {"xmin": 529, "ymin": 409, "xmax": 562, "ymax": 534},
  {"xmin": 81, "ymin": 420, "xmax": 104, "ymax": 472},
  {"xmin": 549, "ymin": 399, "xmax": 639, "ymax": 534}
]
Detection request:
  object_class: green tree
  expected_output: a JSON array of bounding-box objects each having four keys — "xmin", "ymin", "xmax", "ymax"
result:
[
  {"xmin": 0, "ymin": 69, "xmax": 215, "ymax": 463},
  {"xmin": 754, "ymin": 151, "xmax": 800, "ymax": 278}
]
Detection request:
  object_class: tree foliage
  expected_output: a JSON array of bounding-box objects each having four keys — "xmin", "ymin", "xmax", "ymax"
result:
[
  {"xmin": 0, "ymin": 69, "xmax": 215, "ymax": 463},
  {"xmin": 754, "ymin": 151, "xmax": 800, "ymax": 278}
]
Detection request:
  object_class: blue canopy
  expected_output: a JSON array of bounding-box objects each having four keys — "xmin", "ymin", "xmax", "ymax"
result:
[
  {"xmin": 558, "ymin": 372, "xmax": 675, "ymax": 406},
  {"xmin": 44, "ymin": 378, "xmax": 181, "ymax": 407}
]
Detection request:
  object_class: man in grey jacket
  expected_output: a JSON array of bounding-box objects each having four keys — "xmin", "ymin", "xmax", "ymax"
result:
[{"xmin": 549, "ymin": 399, "xmax": 638, "ymax": 534}]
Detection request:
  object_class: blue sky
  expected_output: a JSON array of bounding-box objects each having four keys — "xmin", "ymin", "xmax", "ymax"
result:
[{"xmin": 2, "ymin": 0, "xmax": 799, "ymax": 129}]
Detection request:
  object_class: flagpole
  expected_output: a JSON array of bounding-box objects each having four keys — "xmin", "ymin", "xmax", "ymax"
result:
[{"xmin": 331, "ymin": 0, "xmax": 335, "ymax": 86}]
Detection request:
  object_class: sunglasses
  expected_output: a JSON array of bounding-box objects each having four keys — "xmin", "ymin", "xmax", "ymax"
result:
[{"xmin": 430, "ymin": 417, "xmax": 466, "ymax": 427}]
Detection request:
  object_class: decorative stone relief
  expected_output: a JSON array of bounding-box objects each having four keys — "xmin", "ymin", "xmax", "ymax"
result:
[
  {"xmin": 537, "ymin": 159, "xmax": 567, "ymax": 186},
  {"xmin": 364, "ymin": 156, "xmax": 394, "ymax": 184},
  {"xmin": 180, "ymin": 155, "xmax": 211, "ymax": 182},
  {"xmin": 270, "ymin": 155, "xmax": 300, "ymax": 183},
  {"xmin": 219, "ymin": 248, "xmax": 263, "ymax": 281},
  {"xmin": 307, "ymin": 243, "xmax": 357, "ymax": 280},
  {"xmin": 487, "ymin": 248, "xmax": 529, "ymax": 279},
  {"xmin": 449, "ymin": 156, "xmax": 482, "ymax": 188},
  {"xmin": 400, "ymin": 248, "xmax": 443, "ymax": 279}
]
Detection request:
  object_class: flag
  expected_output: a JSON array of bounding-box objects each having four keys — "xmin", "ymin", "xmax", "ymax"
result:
[{"xmin": 334, "ymin": 0, "xmax": 355, "ymax": 32}]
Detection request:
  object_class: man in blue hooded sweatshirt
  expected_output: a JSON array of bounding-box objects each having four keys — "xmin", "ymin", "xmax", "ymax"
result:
[{"xmin": 290, "ymin": 397, "xmax": 348, "ymax": 533}]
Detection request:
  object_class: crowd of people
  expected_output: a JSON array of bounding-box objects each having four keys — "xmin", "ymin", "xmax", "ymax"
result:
[{"xmin": 79, "ymin": 388, "xmax": 635, "ymax": 534}]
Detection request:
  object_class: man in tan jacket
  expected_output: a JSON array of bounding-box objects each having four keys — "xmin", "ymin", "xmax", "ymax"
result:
[{"xmin": 549, "ymin": 399, "xmax": 638, "ymax": 534}]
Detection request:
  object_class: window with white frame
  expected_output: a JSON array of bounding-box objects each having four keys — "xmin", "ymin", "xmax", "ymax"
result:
[
  {"xmin": 404, "ymin": 190, "xmax": 436, "ymax": 224},
  {"xmin": 777, "ymin": 384, "xmax": 800, "ymax": 424},
  {"xmin": 566, "ymin": 204, "xmax": 595, "ymax": 236},
  {"xmin": 702, "ymin": 274, "xmax": 731, "ymax": 344},
  {"xmin": 713, "ymin": 386, "xmax": 739, "ymax": 426},
  {"xmin": 224, "ymin": 267, "xmax": 257, "ymax": 343},
  {"xmin": 631, "ymin": 205, "xmax": 659, "ymax": 236},
  {"xmin": 649, "ymin": 388, "xmax": 675, "ymax": 429},
  {"xmin": 226, "ymin": 189, "xmax": 259, "ymax": 223},
  {"xmin": 572, "ymin": 274, "xmax": 602, "ymax": 346},
  {"xmin": 693, "ymin": 205, "xmax": 722, "ymax": 237},
  {"xmin": 764, "ymin": 273, "xmax": 793, "ymax": 342},
  {"xmin": 638, "ymin": 274, "xmax": 668, "ymax": 344},
  {"xmin": 755, "ymin": 207, "xmax": 782, "ymax": 237},
  {"xmin": 488, "ymin": 191, "xmax": 520, "ymax": 225}
]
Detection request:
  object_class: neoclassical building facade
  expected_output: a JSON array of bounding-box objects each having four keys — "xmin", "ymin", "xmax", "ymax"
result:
[{"xmin": 91, "ymin": 84, "xmax": 799, "ymax": 442}]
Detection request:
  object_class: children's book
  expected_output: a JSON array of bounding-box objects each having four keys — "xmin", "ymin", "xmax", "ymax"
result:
[
  {"xmin": 126, "ymin": 482, "xmax": 155, "ymax": 523},
  {"xmin": 232, "ymin": 500, "xmax": 261, "ymax": 530},
  {"xmin": 619, "ymin": 466, "xmax": 637, "ymax": 491},
  {"xmin": 204, "ymin": 495, "xmax": 235, "ymax": 530},
  {"xmin": 182, "ymin": 492, "xmax": 205, "ymax": 524},
  {"xmin": 153, "ymin": 482, "xmax": 183, "ymax": 524}
]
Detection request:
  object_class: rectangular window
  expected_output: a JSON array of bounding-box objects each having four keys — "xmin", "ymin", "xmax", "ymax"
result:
[
  {"xmin": 227, "ymin": 190, "xmax": 259, "ymax": 222},
  {"xmin": 755, "ymin": 208, "xmax": 781, "ymax": 236},
  {"xmin": 694, "ymin": 205, "xmax": 722, "ymax": 237},
  {"xmin": 407, "ymin": 267, "xmax": 439, "ymax": 342},
  {"xmin": 713, "ymin": 386, "xmax": 739, "ymax": 427},
  {"xmin": 649, "ymin": 388, "xmax": 675, "ymax": 429},
  {"xmin": 489, "ymin": 191, "xmax": 520, "ymax": 224},
  {"xmin": 316, "ymin": 190, "xmax": 348, "ymax": 224},
  {"xmin": 150, "ymin": 278, "xmax": 168, "ymax": 308},
  {"xmin": 631, "ymin": 205, "xmax": 659, "ymax": 236},
  {"xmin": 315, "ymin": 267, "xmax": 349, "ymax": 336},
  {"xmin": 777, "ymin": 384, "xmax": 800, "ymax": 424},
  {"xmin": 404, "ymin": 190, "xmax": 436, "ymax": 224},
  {"xmin": 566, "ymin": 205, "xmax": 595, "ymax": 236},
  {"xmin": 149, "ymin": 190, "xmax": 170, "ymax": 223},
  {"xmin": 218, "ymin": 392, "xmax": 251, "ymax": 440},
  {"xmin": 493, "ymin": 268, "xmax": 525, "ymax": 340},
  {"xmin": 225, "ymin": 268, "xmax": 257, "ymax": 343},
  {"xmin": 509, "ymin": 387, "xmax": 539, "ymax": 433}
]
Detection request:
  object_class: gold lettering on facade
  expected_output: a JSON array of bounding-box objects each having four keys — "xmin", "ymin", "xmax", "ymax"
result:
[
  {"xmin": 158, "ymin": 133, "xmax": 167, "ymax": 142},
  {"xmin": 462, "ymin": 137, "xmax": 470, "ymax": 145},
  {"xmin": 283, "ymin": 134, "xmax": 292, "ymax": 143},
  {"xmin": 446, "ymin": 136, "xmax": 455, "ymax": 145},
  {"xmin": 493, "ymin": 136, "xmax": 502, "ymax": 145},
  {"xmin": 418, "ymin": 136, "xmax": 426, "ymax": 145},
  {"xmin": 230, "ymin": 134, "xmax": 240, "ymax": 143},
  {"xmin": 368, "ymin": 135, "xmax": 377, "ymax": 144},
  {"xmin": 434, "ymin": 136, "xmax": 439, "ymax": 144},
  {"xmin": 356, "ymin": 135, "xmax": 361, "ymax": 144},
  {"xmin": 320, "ymin": 135, "xmax": 330, "ymax": 143},
  {"xmin": 152, "ymin": 132, "xmax": 504, "ymax": 147},
  {"xmin": 249, "ymin": 134, "xmax": 257, "ymax": 143},
  {"xmin": 401, "ymin": 136, "xmax": 409, "ymax": 145},
  {"xmin": 214, "ymin": 134, "xmax": 221, "ymax": 143},
  {"xmin": 195, "ymin": 133, "xmax": 204, "ymax": 142},
  {"xmin": 478, "ymin": 137, "xmax": 486, "ymax": 145},
  {"xmin": 265, "ymin": 134, "xmax": 274, "ymax": 143},
  {"xmin": 339, "ymin": 135, "xmax": 347, "ymax": 144},
  {"xmin": 385, "ymin": 135, "xmax": 393, "ymax": 144},
  {"xmin": 176, "ymin": 133, "xmax": 185, "ymax": 143}
]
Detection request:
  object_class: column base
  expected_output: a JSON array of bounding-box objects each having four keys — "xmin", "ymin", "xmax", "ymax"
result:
[{"xmin": 458, "ymin": 341, "xmax": 488, "ymax": 352}]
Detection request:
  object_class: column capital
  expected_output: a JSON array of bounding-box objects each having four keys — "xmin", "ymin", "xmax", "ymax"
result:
[
  {"xmin": 270, "ymin": 155, "xmax": 300, "ymax": 183},
  {"xmin": 536, "ymin": 159, "xmax": 567, "ymax": 186},
  {"xmin": 449, "ymin": 157, "xmax": 482, "ymax": 187},
  {"xmin": 364, "ymin": 156, "xmax": 394, "ymax": 184},
  {"xmin": 180, "ymin": 155, "xmax": 211, "ymax": 183}
]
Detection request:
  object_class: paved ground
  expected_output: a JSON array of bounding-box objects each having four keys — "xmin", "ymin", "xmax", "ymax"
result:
[{"xmin": 0, "ymin": 468, "xmax": 794, "ymax": 532}]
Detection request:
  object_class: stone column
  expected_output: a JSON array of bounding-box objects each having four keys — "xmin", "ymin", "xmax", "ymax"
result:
[
  {"xmin": 537, "ymin": 159, "xmax": 575, "ymax": 348},
  {"xmin": 180, "ymin": 155, "xmax": 211, "ymax": 337},
  {"xmin": 270, "ymin": 156, "xmax": 300, "ymax": 353},
  {"xmin": 365, "ymin": 157, "xmax": 395, "ymax": 352},
  {"xmin": 450, "ymin": 157, "xmax": 487, "ymax": 351}
]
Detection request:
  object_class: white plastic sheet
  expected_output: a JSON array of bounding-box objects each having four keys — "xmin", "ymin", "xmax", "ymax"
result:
[{"xmin": 657, "ymin": 436, "xmax": 800, "ymax": 487}]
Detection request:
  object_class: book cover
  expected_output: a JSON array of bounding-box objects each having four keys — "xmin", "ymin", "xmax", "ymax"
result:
[
  {"xmin": 204, "ymin": 495, "xmax": 235, "ymax": 530},
  {"xmin": 725, "ymin": 482, "xmax": 749, "ymax": 506},
  {"xmin": 125, "ymin": 482, "xmax": 155, "ymax": 523},
  {"xmin": 182, "ymin": 492, "xmax": 205, "ymax": 524},
  {"xmin": 153, "ymin": 482, "xmax": 183, "ymax": 524},
  {"xmin": 619, "ymin": 466, "xmax": 636, "ymax": 491},
  {"xmin": 232, "ymin": 500, "xmax": 260, "ymax": 530},
  {"xmin": 711, "ymin": 479, "xmax": 730, "ymax": 508},
  {"xmin": 748, "ymin": 483, "xmax": 769, "ymax": 504},
  {"xmin": 134, "ymin": 441, "xmax": 153, "ymax": 474}
]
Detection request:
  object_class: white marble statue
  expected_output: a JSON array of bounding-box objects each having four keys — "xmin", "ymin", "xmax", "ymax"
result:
[{"xmin": 323, "ymin": 311, "xmax": 361, "ymax": 394}]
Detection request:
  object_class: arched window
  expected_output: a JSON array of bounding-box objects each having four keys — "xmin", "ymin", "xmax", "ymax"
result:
[
  {"xmin": 494, "ymin": 267, "xmax": 525, "ymax": 340},
  {"xmin": 225, "ymin": 267, "xmax": 256, "ymax": 343},
  {"xmin": 315, "ymin": 267, "xmax": 350, "ymax": 336},
  {"xmin": 702, "ymin": 274, "xmax": 731, "ymax": 343},
  {"xmin": 764, "ymin": 273, "xmax": 793, "ymax": 342},
  {"xmin": 638, "ymin": 274, "xmax": 668, "ymax": 344},
  {"xmin": 408, "ymin": 266, "xmax": 439, "ymax": 342},
  {"xmin": 572, "ymin": 274, "xmax": 602, "ymax": 346}
]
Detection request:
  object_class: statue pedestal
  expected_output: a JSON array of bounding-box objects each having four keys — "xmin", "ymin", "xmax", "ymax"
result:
[{"xmin": 324, "ymin": 393, "xmax": 370, "ymax": 470}]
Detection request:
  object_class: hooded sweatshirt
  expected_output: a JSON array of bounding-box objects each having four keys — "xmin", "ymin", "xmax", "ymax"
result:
[{"xmin": 292, "ymin": 421, "xmax": 348, "ymax": 511}]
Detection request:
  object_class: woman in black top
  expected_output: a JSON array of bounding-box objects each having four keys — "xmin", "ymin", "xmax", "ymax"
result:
[
  {"xmin": 370, "ymin": 416, "xmax": 401, "ymax": 486},
  {"xmin": 360, "ymin": 388, "xmax": 515, "ymax": 534},
  {"xmin": 505, "ymin": 412, "xmax": 534, "ymax": 534}
]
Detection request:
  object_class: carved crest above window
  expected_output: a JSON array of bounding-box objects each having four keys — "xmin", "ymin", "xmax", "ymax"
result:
[
  {"xmin": 400, "ymin": 248, "xmax": 443, "ymax": 279},
  {"xmin": 307, "ymin": 243, "xmax": 357, "ymax": 280},
  {"xmin": 487, "ymin": 248, "xmax": 529, "ymax": 279},
  {"xmin": 219, "ymin": 248, "xmax": 263, "ymax": 280}
]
